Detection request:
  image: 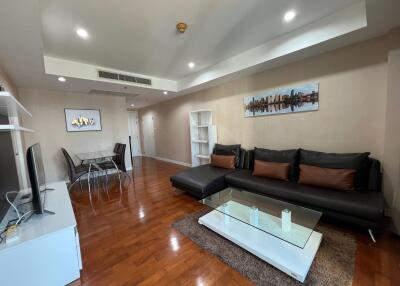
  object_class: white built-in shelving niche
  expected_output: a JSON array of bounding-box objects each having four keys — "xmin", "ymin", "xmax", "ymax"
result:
[
  {"xmin": 189, "ymin": 110, "xmax": 217, "ymax": 167},
  {"xmin": 0, "ymin": 91, "xmax": 33, "ymax": 132}
]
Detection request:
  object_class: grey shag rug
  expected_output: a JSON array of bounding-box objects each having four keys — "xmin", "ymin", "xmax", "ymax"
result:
[{"xmin": 172, "ymin": 209, "xmax": 356, "ymax": 286}]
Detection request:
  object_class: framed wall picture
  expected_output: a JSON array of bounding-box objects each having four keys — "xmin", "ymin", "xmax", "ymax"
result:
[
  {"xmin": 244, "ymin": 83, "xmax": 319, "ymax": 117},
  {"xmin": 64, "ymin": 108, "xmax": 102, "ymax": 132}
]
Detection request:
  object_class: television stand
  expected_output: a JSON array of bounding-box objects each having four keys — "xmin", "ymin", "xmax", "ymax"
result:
[{"xmin": 0, "ymin": 181, "xmax": 82, "ymax": 285}]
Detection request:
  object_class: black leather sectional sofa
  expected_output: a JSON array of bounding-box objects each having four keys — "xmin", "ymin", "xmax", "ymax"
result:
[{"xmin": 170, "ymin": 146, "xmax": 384, "ymax": 234}]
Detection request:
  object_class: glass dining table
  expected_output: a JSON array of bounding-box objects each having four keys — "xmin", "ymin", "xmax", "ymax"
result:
[{"xmin": 75, "ymin": 150, "xmax": 122, "ymax": 196}]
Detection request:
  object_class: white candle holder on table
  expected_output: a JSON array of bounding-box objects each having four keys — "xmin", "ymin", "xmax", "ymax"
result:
[
  {"xmin": 281, "ymin": 208, "xmax": 292, "ymax": 232},
  {"xmin": 223, "ymin": 203, "xmax": 230, "ymax": 224},
  {"xmin": 250, "ymin": 206, "xmax": 259, "ymax": 226}
]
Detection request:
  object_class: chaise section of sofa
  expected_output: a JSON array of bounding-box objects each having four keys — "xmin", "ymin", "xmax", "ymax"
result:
[
  {"xmin": 170, "ymin": 164, "xmax": 236, "ymax": 198},
  {"xmin": 170, "ymin": 145, "xmax": 246, "ymax": 198}
]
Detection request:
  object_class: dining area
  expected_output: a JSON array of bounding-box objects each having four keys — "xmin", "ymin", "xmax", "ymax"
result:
[{"xmin": 62, "ymin": 143, "xmax": 133, "ymax": 208}]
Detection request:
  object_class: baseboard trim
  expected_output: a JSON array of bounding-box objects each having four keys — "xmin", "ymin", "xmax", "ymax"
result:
[{"xmin": 145, "ymin": 155, "xmax": 191, "ymax": 167}]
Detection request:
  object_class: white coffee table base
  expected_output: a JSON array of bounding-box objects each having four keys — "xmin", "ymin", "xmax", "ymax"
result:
[{"xmin": 198, "ymin": 210, "xmax": 322, "ymax": 283}]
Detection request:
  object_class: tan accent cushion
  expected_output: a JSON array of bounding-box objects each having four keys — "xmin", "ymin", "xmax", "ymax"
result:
[
  {"xmin": 298, "ymin": 164, "xmax": 356, "ymax": 191},
  {"xmin": 211, "ymin": 154, "xmax": 235, "ymax": 169},
  {"xmin": 252, "ymin": 160, "xmax": 290, "ymax": 181}
]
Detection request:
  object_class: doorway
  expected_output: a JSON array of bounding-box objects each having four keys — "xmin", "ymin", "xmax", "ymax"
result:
[
  {"xmin": 141, "ymin": 113, "xmax": 156, "ymax": 157},
  {"xmin": 128, "ymin": 111, "xmax": 142, "ymax": 157}
]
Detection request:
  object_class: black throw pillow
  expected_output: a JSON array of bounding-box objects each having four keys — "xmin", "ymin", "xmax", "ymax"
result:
[
  {"xmin": 254, "ymin": 148, "xmax": 300, "ymax": 181},
  {"xmin": 299, "ymin": 149, "xmax": 370, "ymax": 191},
  {"xmin": 214, "ymin": 144, "xmax": 241, "ymax": 168}
]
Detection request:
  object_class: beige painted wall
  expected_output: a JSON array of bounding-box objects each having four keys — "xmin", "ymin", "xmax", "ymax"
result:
[
  {"xmin": 19, "ymin": 89, "xmax": 132, "ymax": 182},
  {"xmin": 139, "ymin": 32, "xmax": 400, "ymax": 212},
  {"xmin": 140, "ymin": 35, "xmax": 388, "ymax": 163},
  {"xmin": 384, "ymin": 48, "xmax": 400, "ymax": 232}
]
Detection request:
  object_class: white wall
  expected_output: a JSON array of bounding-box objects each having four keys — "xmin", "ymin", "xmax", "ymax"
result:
[
  {"xmin": 19, "ymin": 88, "xmax": 132, "ymax": 182},
  {"xmin": 384, "ymin": 48, "xmax": 400, "ymax": 233}
]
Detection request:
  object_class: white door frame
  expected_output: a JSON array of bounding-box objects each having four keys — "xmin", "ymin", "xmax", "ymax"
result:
[
  {"xmin": 128, "ymin": 111, "xmax": 142, "ymax": 156},
  {"xmin": 141, "ymin": 114, "xmax": 156, "ymax": 157}
]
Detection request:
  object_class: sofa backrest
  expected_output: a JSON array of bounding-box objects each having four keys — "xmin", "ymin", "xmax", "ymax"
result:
[
  {"xmin": 245, "ymin": 149, "xmax": 382, "ymax": 192},
  {"xmin": 245, "ymin": 150, "xmax": 255, "ymax": 170},
  {"xmin": 238, "ymin": 148, "xmax": 246, "ymax": 169}
]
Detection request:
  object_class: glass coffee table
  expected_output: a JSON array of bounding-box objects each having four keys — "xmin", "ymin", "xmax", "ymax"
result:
[{"xmin": 198, "ymin": 187, "xmax": 323, "ymax": 282}]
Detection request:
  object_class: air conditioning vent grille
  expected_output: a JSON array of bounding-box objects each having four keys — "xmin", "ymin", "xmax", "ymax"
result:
[
  {"xmin": 98, "ymin": 70, "xmax": 152, "ymax": 86},
  {"xmin": 98, "ymin": 71, "xmax": 119, "ymax": 80},
  {"xmin": 135, "ymin": 77, "xmax": 152, "ymax": 85}
]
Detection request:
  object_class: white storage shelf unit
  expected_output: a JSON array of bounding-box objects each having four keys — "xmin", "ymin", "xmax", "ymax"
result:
[
  {"xmin": 189, "ymin": 110, "xmax": 217, "ymax": 167},
  {"xmin": 0, "ymin": 91, "xmax": 33, "ymax": 132},
  {"xmin": 0, "ymin": 91, "xmax": 33, "ymax": 190}
]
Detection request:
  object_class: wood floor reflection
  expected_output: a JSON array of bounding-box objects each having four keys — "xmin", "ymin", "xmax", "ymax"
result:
[{"xmin": 68, "ymin": 157, "xmax": 400, "ymax": 286}]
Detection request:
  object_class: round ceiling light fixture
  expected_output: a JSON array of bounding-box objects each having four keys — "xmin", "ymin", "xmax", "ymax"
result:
[
  {"xmin": 130, "ymin": 104, "xmax": 135, "ymax": 107},
  {"xmin": 283, "ymin": 10, "xmax": 296, "ymax": 22},
  {"xmin": 188, "ymin": 62, "xmax": 195, "ymax": 69},
  {"xmin": 176, "ymin": 22, "xmax": 188, "ymax": 33},
  {"xmin": 163, "ymin": 91, "xmax": 168, "ymax": 95},
  {"xmin": 58, "ymin": 76, "xmax": 66, "ymax": 82},
  {"xmin": 76, "ymin": 28, "xmax": 89, "ymax": 39}
]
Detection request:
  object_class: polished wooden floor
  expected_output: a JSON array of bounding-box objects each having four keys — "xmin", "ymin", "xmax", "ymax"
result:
[{"xmin": 69, "ymin": 157, "xmax": 400, "ymax": 286}]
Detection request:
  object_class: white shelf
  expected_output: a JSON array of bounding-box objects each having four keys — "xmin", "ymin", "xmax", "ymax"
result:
[
  {"xmin": 195, "ymin": 154, "xmax": 210, "ymax": 159},
  {"xmin": 0, "ymin": 91, "xmax": 32, "ymax": 117},
  {"xmin": 190, "ymin": 110, "xmax": 217, "ymax": 167},
  {"xmin": 0, "ymin": 124, "xmax": 34, "ymax": 132}
]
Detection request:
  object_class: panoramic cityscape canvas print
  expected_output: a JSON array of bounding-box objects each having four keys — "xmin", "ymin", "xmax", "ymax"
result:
[{"xmin": 244, "ymin": 83, "xmax": 319, "ymax": 117}]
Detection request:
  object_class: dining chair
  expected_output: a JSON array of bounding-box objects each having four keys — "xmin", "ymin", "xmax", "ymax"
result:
[
  {"xmin": 98, "ymin": 143, "xmax": 130, "ymax": 177},
  {"xmin": 61, "ymin": 148, "xmax": 99, "ymax": 191}
]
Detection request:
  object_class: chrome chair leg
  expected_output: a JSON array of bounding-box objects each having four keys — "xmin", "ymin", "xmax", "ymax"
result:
[
  {"xmin": 111, "ymin": 160, "xmax": 122, "ymax": 192},
  {"xmin": 368, "ymin": 229, "xmax": 376, "ymax": 243},
  {"xmin": 87, "ymin": 163, "xmax": 92, "ymax": 196}
]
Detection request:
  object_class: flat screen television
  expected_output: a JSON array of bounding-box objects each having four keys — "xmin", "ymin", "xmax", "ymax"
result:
[{"xmin": 26, "ymin": 143, "xmax": 46, "ymax": 214}]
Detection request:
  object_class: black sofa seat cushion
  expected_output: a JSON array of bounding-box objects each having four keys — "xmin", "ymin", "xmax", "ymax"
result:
[
  {"xmin": 170, "ymin": 164, "xmax": 235, "ymax": 198},
  {"xmin": 225, "ymin": 169, "xmax": 384, "ymax": 222}
]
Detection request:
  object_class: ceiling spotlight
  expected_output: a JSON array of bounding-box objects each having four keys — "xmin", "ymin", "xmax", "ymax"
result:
[
  {"xmin": 163, "ymin": 91, "xmax": 168, "ymax": 95},
  {"xmin": 283, "ymin": 10, "xmax": 296, "ymax": 22},
  {"xmin": 58, "ymin": 76, "xmax": 66, "ymax": 82},
  {"xmin": 188, "ymin": 62, "xmax": 195, "ymax": 69},
  {"xmin": 130, "ymin": 104, "xmax": 135, "ymax": 107},
  {"xmin": 76, "ymin": 28, "xmax": 89, "ymax": 39}
]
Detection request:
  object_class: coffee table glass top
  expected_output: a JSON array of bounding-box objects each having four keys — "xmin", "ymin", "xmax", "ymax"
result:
[{"xmin": 199, "ymin": 187, "xmax": 322, "ymax": 248}]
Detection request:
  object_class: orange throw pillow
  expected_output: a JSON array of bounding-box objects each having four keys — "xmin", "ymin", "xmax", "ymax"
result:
[
  {"xmin": 252, "ymin": 160, "xmax": 290, "ymax": 181},
  {"xmin": 211, "ymin": 154, "xmax": 235, "ymax": 169},
  {"xmin": 298, "ymin": 164, "xmax": 356, "ymax": 191}
]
